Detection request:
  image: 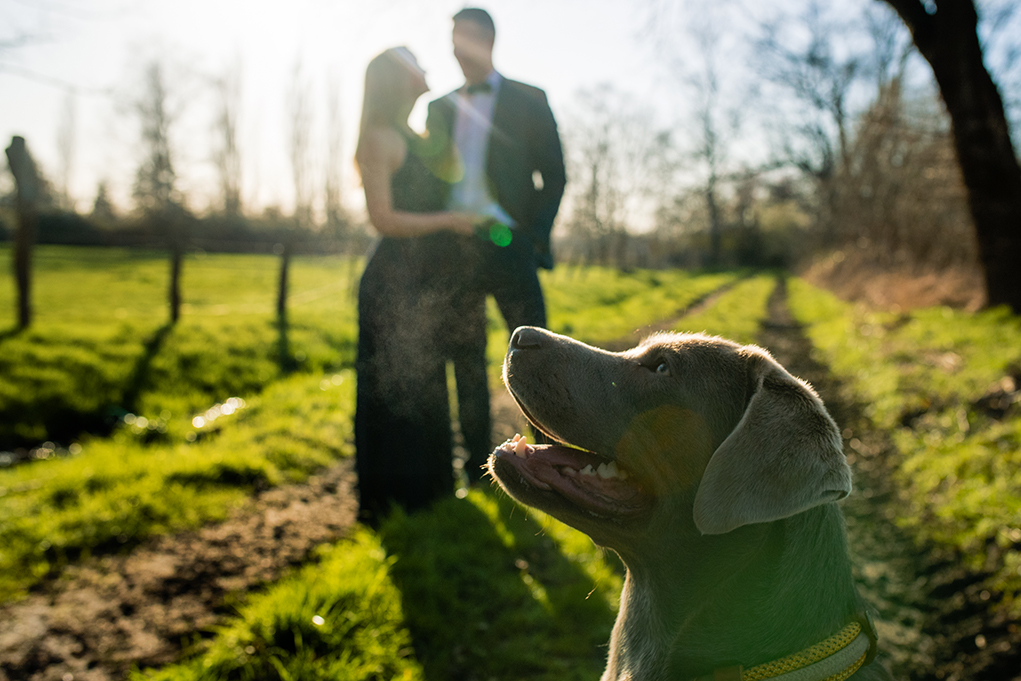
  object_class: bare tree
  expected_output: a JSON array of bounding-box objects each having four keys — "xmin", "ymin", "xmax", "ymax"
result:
[
  {"xmin": 843, "ymin": 76, "xmax": 977, "ymax": 268},
  {"xmin": 323, "ymin": 70, "xmax": 349, "ymax": 245},
  {"xmin": 754, "ymin": 2, "xmax": 867, "ymax": 246},
  {"xmin": 685, "ymin": 15, "xmax": 738, "ymax": 266},
  {"xmin": 279, "ymin": 58, "xmax": 315, "ymax": 320},
  {"xmin": 883, "ymin": 0, "xmax": 1021, "ymax": 312},
  {"xmin": 56, "ymin": 91, "xmax": 76, "ymax": 211},
  {"xmin": 643, "ymin": 1, "xmax": 760, "ymax": 266},
  {"xmin": 90, "ymin": 179, "xmax": 117, "ymax": 228},
  {"xmin": 213, "ymin": 60, "xmax": 243, "ymax": 218},
  {"xmin": 132, "ymin": 59, "xmax": 186, "ymax": 324},
  {"xmin": 288, "ymin": 59, "xmax": 314, "ymax": 230},
  {"xmin": 863, "ymin": 3, "xmax": 916, "ymax": 93},
  {"xmin": 564, "ymin": 84, "xmax": 676, "ymax": 267},
  {"xmin": 975, "ymin": 0, "xmax": 1021, "ymax": 148},
  {"xmin": 133, "ymin": 61, "xmax": 178, "ymax": 216}
]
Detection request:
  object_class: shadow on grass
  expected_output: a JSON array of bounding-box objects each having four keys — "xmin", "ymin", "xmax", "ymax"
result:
[
  {"xmin": 0, "ymin": 323, "xmax": 176, "ymax": 450},
  {"xmin": 377, "ymin": 487, "xmax": 617, "ymax": 681},
  {"xmin": 0, "ymin": 325, "xmax": 23, "ymax": 342},
  {"xmin": 121, "ymin": 322, "xmax": 173, "ymax": 415},
  {"xmin": 276, "ymin": 314, "xmax": 298, "ymax": 373}
]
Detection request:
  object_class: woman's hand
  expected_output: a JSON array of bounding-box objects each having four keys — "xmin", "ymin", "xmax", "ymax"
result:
[{"xmin": 448, "ymin": 212, "xmax": 485, "ymax": 236}]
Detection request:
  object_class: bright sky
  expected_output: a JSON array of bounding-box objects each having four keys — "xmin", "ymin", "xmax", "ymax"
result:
[{"xmin": 0, "ymin": 0, "xmax": 669, "ymax": 216}]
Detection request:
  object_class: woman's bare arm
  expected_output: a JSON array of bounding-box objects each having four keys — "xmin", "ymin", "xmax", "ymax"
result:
[{"xmin": 357, "ymin": 128, "xmax": 477, "ymax": 238}]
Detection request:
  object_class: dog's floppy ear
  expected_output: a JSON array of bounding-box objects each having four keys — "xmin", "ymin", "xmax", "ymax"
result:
[{"xmin": 692, "ymin": 352, "xmax": 851, "ymax": 535}]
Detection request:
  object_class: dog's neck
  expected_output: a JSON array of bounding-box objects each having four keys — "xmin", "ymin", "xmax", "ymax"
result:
[{"xmin": 602, "ymin": 503, "xmax": 861, "ymax": 681}]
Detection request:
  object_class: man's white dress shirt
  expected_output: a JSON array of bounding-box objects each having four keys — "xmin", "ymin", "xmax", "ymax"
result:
[{"xmin": 448, "ymin": 70, "xmax": 515, "ymax": 228}]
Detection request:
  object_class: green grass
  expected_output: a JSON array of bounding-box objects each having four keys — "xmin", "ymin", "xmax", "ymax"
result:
[
  {"xmin": 671, "ymin": 274, "xmax": 776, "ymax": 344},
  {"xmin": 540, "ymin": 266, "xmax": 739, "ymax": 343},
  {"xmin": 376, "ymin": 490, "xmax": 621, "ymax": 681},
  {"xmin": 0, "ymin": 245, "xmax": 771, "ymax": 678},
  {"xmin": 0, "ymin": 245, "xmax": 362, "ymax": 327},
  {"xmin": 133, "ymin": 530, "xmax": 424, "ymax": 681},
  {"xmin": 0, "ymin": 246, "xmax": 359, "ymax": 449},
  {"xmin": 1, "ymin": 249, "xmax": 742, "ymax": 450},
  {"xmin": 481, "ymin": 266, "xmax": 741, "ymax": 368},
  {"xmin": 135, "ymin": 489, "xmax": 623, "ymax": 681},
  {"xmin": 787, "ymin": 278, "xmax": 1021, "ymax": 613},
  {"xmin": 0, "ymin": 370, "xmax": 355, "ymax": 601}
]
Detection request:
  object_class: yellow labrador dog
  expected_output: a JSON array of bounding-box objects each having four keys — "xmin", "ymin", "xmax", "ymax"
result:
[{"xmin": 488, "ymin": 327, "xmax": 890, "ymax": 681}]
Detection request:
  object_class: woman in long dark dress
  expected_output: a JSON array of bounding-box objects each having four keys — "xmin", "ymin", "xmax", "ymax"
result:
[{"xmin": 353, "ymin": 47, "xmax": 486, "ymax": 525}]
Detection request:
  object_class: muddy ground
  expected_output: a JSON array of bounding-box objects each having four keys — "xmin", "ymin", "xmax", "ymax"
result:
[
  {"xmin": 0, "ymin": 466, "xmax": 359, "ymax": 681},
  {"xmin": 1, "ymin": 277, "xmax": 1017, "ymax": 681}
]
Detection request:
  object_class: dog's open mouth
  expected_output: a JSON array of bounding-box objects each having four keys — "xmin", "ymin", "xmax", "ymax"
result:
[{"xmin": 491, "ymin": 434, "xmax": 652, "ymax": 519}]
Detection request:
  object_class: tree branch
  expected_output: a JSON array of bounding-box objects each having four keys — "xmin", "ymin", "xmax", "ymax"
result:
[{"xmin": 881, "ymin": 0, "xmax": 935, "ymax": 49}]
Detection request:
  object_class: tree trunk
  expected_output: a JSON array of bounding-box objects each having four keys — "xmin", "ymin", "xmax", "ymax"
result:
[
  {"xmin": 884, "ymin": 0, "xmax": 1021, "ymax": 312},
  {"xmin": 5, "ymin": 137, "xmax": 42, "ymax": 330},
  {"xmin": 706, "ymin": 175, "xmax": 723, "ymax": 266}
]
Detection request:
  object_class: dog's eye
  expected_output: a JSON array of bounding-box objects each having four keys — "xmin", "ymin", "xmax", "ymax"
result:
[{"xmin": 655, "ymin": 361, "xmax": 670, "ymax": 376}]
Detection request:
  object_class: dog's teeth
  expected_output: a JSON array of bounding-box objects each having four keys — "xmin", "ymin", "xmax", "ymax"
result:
[
  {"xmin": 563, "ymin": 466, "xmax": 578, "ymax": 477},
  {"xmin": 513, "ymin": 436, "xmax": 531, "ymax": 458},
  {"xmin": 597, "ymin": 462, "xmax": 620, "ymax": 479},
  {"xmin": 580, "ymin": 464, "xmax": 596, "ymax": 477}
]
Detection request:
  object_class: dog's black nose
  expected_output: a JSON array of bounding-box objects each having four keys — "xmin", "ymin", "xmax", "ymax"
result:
[{"xmin": 510, "ymin": 326, "xmax": 545, "ymax": 350}]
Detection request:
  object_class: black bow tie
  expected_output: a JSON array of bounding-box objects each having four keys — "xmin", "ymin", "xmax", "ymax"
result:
[{"xmin": 466, "ymin": 82, "xmax": 492, "ymax": 95}]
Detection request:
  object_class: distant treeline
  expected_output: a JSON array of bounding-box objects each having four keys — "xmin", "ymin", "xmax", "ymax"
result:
[{"xmin": 0, "ymin": 209, "xmax": 374, "ymax": 256}]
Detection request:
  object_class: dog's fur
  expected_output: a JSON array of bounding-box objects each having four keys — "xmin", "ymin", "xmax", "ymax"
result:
[{"xmin": 488, "ymin": 327, "xmax": 891, "ymax": 680}]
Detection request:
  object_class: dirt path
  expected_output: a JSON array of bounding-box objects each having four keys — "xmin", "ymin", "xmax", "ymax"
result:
[
  {"xmin": 0, "ymin": 465, "xmax": 358, "ymax": 681},
  {"xmin": 757, "ymin": 278, "xmax": 934, "ymax": 678},
  {"xmin": 759, "ymin": 277, "xmax": 1021, "ymax": 681}
]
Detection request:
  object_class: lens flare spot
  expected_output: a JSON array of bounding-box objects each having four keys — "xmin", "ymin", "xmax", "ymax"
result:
[{"xmin": 488, "ymin": 223, "xmax": 513, "ymax": 247}]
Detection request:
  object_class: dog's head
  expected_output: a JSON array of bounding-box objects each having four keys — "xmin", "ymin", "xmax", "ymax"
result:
[{"xmin": 488, "ymin": 327, "xmax": 850, "ymax": 550}]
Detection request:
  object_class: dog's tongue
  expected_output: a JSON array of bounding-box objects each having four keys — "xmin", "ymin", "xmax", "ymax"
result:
[{"xmin": 494, "ymin": 437, "xmax": 647, "ymax": 517}]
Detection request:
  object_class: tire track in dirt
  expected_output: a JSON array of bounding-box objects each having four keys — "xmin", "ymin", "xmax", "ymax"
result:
[
  {"xmin": 757, "ymin": 276, "xmax": 933, "ymax": 679},
  {"xmin": 0, "ymin": 464, "xmax": 358, "ymax": 681}
]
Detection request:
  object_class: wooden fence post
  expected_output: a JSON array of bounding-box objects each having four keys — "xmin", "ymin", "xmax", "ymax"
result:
[
  {"xmin": 167, "ymin": 208, "xmax": 183, "ymax": 324},
  {"xmin": 276, "ymin": 237, "xmax": 292, "ymax": 322},
  {"xmin": 5, "ymin": 136, "xmax": 42, "ymax": 330}
]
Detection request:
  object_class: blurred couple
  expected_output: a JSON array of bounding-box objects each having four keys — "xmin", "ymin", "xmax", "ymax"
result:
[{"xmin": 354, "ymin": 7, "xmax": 566, "ymax": 524}]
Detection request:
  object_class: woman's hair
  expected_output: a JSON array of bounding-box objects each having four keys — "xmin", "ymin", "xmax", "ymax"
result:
[{"xmin": 358, "ymin": 47, "xmax": 420, "ymax": 136}]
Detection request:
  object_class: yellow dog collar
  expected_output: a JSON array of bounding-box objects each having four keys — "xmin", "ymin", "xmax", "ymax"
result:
[{"xmin": 696, "ymin": 615, "xmax": 878, "ymax": 681}]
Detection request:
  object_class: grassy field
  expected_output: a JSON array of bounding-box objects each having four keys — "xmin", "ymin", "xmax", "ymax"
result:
[
  {"xmin": 119, "ymin": 262, "xmax": 772, "ymax": 681},
  {"xmin": 9, "ymin": 245, "xmax": 1021, "ymax": 678},
  {"xmin": 1, "ymin": 245, "xmax": 749, "ymax": 681},
  {"xmin": 0, "ymin": 246, "xmax": 360, "ymax": 448},
  {"xmin": 670, "ymin": 274, "xmax": 776, "ymax": 344},
  {"xmin": 0, "ymin": 370, "xmax": 354, "ymax": 601},
  {"xmin": 787, "ymin": 279, "xmax": 1021, "ymax": 615}
]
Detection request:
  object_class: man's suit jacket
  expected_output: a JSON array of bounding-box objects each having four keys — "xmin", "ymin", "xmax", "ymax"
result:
[{"xmin": 425, "ymin": 78, "xmax": 566, "ymax": 269}]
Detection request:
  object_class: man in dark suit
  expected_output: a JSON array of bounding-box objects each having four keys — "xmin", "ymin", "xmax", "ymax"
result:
[{"xmin": 426, "ymin": 7, "xmax": 566, "ymax": 483}]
